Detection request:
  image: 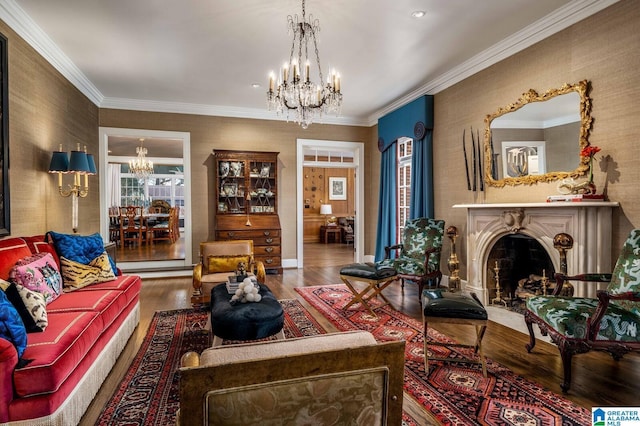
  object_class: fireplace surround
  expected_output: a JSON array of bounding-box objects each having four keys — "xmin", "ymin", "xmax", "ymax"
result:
[{"xmin": 454, "ymin": 202, "xmax": 619, "ymax": 306}]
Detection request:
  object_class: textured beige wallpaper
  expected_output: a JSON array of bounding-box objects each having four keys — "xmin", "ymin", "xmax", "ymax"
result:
[
  {"xmin": 433, "ymin": 0, "xmax": 640, "ymax": 277},
  {"xmin": 98, "ymin": 110, "xmax": 375, "ymax": 261},
  {"xmin": 0, "ymin": 21, "xmax": 99, "ymax": 237},
  {"xmin": 2, "ymin": 0, "xmax": 638, "ymax": 273}
]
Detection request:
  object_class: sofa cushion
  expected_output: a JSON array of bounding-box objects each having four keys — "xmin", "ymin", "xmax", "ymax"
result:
[
  {"xmin": 76, "ymin": 274, "xmax": 142, "ymax": 305},
  {"xmin": 47, "ymin": 231, "xmax": 117, "ymax": 276},
  {"xmin": 0, "ymin": 238, "xmax": 32, "ymax": 281},
  {"xmin": 14, "ymin": 310, "xmax": 101, "ymax": 397},
  {"xmin": 11, "ymin": 253, "xmax": 63, "ymax": 304},
  {"xmin": 60, "ymin": 253, "xmax": 116, "ymax": 291},
  {"xmin": 47, "ymin": 289, "xmax": 126, "ymax": 333}
]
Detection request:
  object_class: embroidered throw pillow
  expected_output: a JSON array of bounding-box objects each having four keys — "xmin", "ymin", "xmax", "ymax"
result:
[
  {"xmin": 207, "ymin": 255, "xmax": 251, "ymax": 274},
  {"xmin": 0, "ymin": 280, "xmax": 41, "ymax": 333},
  {"xmin": 14, "ymin": 283, "xmax": 48, "ymax": 331},
  {"xmin": 10, "ymin": 253, "xmax": 63, "ymax": 304},
  {"xmin": 47, "ymin": 231, "xmax": 117, "ymax": 276},
  {"xmin": 60, "ymin": 253, "xmax": 117, "ymax": 291}
]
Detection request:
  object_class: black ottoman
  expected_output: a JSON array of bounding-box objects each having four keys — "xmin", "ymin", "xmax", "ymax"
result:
[
  {"xmin": 339, "ymin": 263, "xmax": 397, "ymax": 317},
  {"xmin": 210, "ymin": 283, "xmax": 285, "ymax": 346}
]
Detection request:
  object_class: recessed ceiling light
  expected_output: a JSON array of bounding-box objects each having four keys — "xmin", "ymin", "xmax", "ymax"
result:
[
  {"xmin": 411, "ymin": 10, "xmax": 426, "ymax": 18},
  {"xmin": 251, "ymin": 83, "xmax": 261, "ymax": 88}
]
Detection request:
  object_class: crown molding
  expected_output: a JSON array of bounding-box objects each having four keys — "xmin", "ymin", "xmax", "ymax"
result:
[
  {"xmin": 100, "ymin": 97, "xmax": 369, "ymax": 127},
  {"xmin": 2, "ymin": 0, "xmax": 619, "ymax": 128},
  {"xmin": 366, "ymin": 0, "xmax": 621, "ymax": 125},
  {"xmin": 0, "ymin": 0, "xmax": 104, "ymax": 105}
]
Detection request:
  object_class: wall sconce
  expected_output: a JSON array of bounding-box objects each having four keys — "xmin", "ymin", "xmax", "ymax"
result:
[
  {"xmin": 48, "ymin": 143, "xmax": 97, "ymax": 233},
  {"xmin": 320, "ymin": 204, "xmax": 333, "ymax": 225}
]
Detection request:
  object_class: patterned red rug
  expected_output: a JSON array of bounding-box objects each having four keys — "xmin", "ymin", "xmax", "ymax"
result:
[
  {"xmin": 96, "ymin": 299, "xmax": 421, "ymax": 425},
  {"xmin": 296, "ymin": 284, "xmax": 592, "ymax": 426}
]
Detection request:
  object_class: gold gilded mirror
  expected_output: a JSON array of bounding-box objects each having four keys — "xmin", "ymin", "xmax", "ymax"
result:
[{"xmin": 484, "ymin": 80, "xmax": 592, "ymax": 187}]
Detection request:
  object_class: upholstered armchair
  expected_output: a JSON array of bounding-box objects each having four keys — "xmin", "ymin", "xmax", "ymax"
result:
[
  {"xmin": 524, "ymin": 229, "xmax": 640, "ymax": 392},
  {"xmin": 379, "ymin": 217, "xmax": 445, "ymax": 301},
  {"xmin": 178, "ymin": 331, "xmax": 405, "ymax": 425},
  {"xmin": 192, "ymin": 240, "xmax": 266, "ymax": 300}
]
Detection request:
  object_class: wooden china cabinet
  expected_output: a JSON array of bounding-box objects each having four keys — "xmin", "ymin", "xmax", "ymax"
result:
[{"xmin": 213, "ymin": 150, "xmax": 282, "ymax": 273}]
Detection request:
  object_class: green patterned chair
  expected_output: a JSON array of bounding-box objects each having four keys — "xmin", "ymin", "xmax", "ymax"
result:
[
  {"xmin": 379, "ymin": 217, "xmax": 445, "ymax": 302},
  {"xmin": 524, "ymin": 229, "xmax": 640, "ymax": 392}
]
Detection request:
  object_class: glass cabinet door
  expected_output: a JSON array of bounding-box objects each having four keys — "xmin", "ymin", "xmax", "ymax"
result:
[
  {"xmin": 217, "ymin": 159, "xmax": 246, "ymax": 214},
  {"xmin": 249, "ymin": 161, "xmax": 276, "ymax": 213}
]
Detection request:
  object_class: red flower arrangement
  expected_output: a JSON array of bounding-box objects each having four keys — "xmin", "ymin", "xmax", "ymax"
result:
[{"xmin": 580, "ymin": 145, "xmax": 601, "ymax": 183}]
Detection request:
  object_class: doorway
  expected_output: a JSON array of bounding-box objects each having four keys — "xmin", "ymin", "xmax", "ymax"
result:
[
  {"xmin": 296, "ymin": 139, "xmax": 364, "ymax": 267},
  {"xmin": 98, "ymin": 127, "xmax": 193, "ymax": 272}
]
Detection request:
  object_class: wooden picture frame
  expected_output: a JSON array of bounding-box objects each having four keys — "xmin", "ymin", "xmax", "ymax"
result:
[
  {"xmin": 329, "ymin": 177, "xmax": 347, "ymax": 200},
  {"xmin": 0, "ymin": 33, "xmax": 9, "ymax": 236}
]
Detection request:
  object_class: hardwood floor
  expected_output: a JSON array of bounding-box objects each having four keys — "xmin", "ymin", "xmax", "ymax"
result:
[{"xmin": 80, "ymin": 243, "xmax": 639, "ymax": 425}]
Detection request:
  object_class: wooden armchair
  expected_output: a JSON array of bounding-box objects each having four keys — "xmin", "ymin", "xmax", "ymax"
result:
[
  {"xmin": 379, "ymin": 217, "xmax": 445, "ymax": 301},
  {"xmin": 192, "ymin": 240, "xmax": 266, "ymax": 301},
  {"xmin": 524, "ymin": 229, "xmax": 640, "ymax": 392}
]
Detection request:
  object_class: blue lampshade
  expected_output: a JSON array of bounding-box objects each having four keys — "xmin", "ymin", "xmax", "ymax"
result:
[
  {"xmin": 86, "ymin": 154, "xmax": 97, "ymax": 175},
  {"xmin": 69, "ymin": 150, "xmax": 91, "ymax": 173},
  {"xmin": 48, "ymin": 151, "xmax": 69, "ymax": 173}
]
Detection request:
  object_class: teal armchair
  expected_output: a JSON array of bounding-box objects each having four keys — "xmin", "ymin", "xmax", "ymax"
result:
[
  {"xmin": 524, "ymin": 229, "xmax": 640, "ymax": 392},
  {"xmin": 379, "ymin": 217, "xmax": 445, "ymax": 301}
]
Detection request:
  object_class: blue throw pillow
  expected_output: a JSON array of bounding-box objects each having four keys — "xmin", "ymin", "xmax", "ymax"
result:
[
  {"xmin": 0, "ymin": 290, "xmax": 27, "ymax": 358},
  {"xmin": 47, "ymin": 231, "xmax": 117, "ymax": 276}
]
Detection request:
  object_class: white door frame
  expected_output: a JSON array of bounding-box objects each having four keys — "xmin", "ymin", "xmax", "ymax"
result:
[
  {"xmin": 296, "ymin": 139, "xmax": 364, "ymax": 267},
  {"xmin": 98, "ymin": 127, "xmax": 193, "ymax": 271}
]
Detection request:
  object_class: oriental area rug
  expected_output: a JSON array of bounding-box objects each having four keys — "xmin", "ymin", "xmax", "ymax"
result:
[
  {"xmin": 96, "ymin": 300, "xmax": 422, "ymax": 425},
  {"xmin": 295, "ymin": 284, "xmax": 592, "ymax": 426}
]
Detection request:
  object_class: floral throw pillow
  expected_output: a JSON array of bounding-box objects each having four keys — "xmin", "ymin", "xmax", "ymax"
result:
[{"xmin": 10, "ymin": 253, "xmax": 63, "ymax": 304}]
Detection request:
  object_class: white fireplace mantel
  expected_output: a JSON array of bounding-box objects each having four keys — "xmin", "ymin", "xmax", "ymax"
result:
[{"xmin": 453, "ymin": 202, "xmax": 620, "ymax": 305}]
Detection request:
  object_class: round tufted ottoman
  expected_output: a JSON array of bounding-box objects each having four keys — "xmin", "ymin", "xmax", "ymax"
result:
[{"xmin": 209, "ymin": 283, "xmax": 285, "ymax": 346}]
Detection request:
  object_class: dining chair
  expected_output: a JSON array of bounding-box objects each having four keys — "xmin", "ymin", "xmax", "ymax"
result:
[{"xmin": 119, "ymin": 206, "xmax": 147, "ymax": 246}]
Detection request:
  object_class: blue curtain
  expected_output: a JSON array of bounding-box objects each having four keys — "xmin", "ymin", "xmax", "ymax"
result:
[
  {"xmin": 374, "ymin": 143, "xmax": 397, "ymax": 261},
  {"xmin": 409, "ymin": 130, "xmax": 434, "ymax": 219},
  {"xmin": 375, "ymin": 95, "xmax": 434, "ymax": 261}
]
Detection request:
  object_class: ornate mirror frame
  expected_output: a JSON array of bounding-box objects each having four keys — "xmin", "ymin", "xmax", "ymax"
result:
[{"xmin": 484, "ymin": 80, "xmax": 592, "ymax": 187}]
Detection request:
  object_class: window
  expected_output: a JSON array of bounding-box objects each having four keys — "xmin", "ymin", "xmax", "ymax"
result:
[
  {"xmin": 119, "ymin": 165, "xmax": 184, "ymax": 221},
  {"xmin": 397, "ymin": 137, "xmax": 412, "ymax": 241}
]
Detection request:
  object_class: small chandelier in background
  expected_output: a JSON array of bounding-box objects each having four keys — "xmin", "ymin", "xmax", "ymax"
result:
[
  {"xmin": 267, "ymin": 0, "xmax": 342, "ymax": 129},
  {"xmin": 129, "ymin": 138, "xmax": 154, "ymax": 179}
]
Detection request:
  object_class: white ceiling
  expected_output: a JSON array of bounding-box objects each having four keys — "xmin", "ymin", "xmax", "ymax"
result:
[{"xmin": 1, "ymin": 0, "xmax": 618, "ymax": 127}]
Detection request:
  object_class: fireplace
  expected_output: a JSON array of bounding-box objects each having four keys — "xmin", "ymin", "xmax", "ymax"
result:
[{"xmin": 454, "ymin": 202, "xmax": 619, "ymax": 306}]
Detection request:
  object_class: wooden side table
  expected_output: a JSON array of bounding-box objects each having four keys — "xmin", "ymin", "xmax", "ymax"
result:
[{"xmin": 320, "ymin": 225, "xmax": 342, "ymax": 243}]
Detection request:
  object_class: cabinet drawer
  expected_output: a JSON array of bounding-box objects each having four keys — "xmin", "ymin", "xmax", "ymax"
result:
[
  {"xmin": 256, "ymin": 255, "xmax": 281, "ymax": 267},
  {"xmin": 253, "ymin": 236, "xmax": 281, "ymax": 246},
  {"xmin": 254, "ymin": 245, "xmax": 281, "ymax": 256},
  {"xmin": 216, "ymin": 229, "xmax": 280, "ymax": 240}
]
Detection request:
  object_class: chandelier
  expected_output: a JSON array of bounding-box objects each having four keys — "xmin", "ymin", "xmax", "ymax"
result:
[
  {"xmin": 267, "ymin": 0, "xmax": 342, "ymax": 129},
  {"xmin": 129, "ymin": 138, "xmax": 154, "ymax": 179}
]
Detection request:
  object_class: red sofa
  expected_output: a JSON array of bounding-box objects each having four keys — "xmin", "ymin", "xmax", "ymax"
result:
[{"xmin": 0, "ymin": 235, "xmax": 141, "ymax": 425}]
